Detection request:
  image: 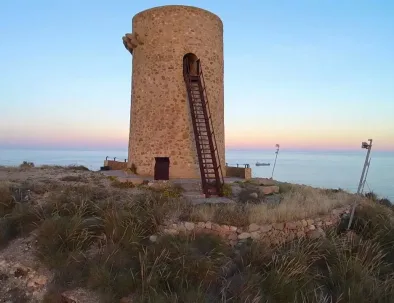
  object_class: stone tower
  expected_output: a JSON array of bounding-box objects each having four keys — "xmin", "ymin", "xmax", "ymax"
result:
[{"xmin": 122, "ymin": 5, "xmax": 225, "ymax": 179}]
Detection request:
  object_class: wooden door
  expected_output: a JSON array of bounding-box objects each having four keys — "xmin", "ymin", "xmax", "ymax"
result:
[{"xmin": 154, "ymin": 157, "xmax": 170, "ymax": 180}]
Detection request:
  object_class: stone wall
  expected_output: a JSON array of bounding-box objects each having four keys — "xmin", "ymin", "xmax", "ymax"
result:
[
  {"xmin": 125, "ymin": 5, "xmax": 225, "ymax": 179},
  {"xmin": 104, "ymin": 160, "xmax": 128, "ymax": 170},
  {"xmin": 226, "ymin": 166, "xmax": 252, "ymax": 180},
  {"xmin": 157, "ymin": 206, "xmax": 351, "ymax": 246}
]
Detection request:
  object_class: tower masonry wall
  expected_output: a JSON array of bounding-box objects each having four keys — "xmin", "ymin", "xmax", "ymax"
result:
[{"xmin": 128, "ymin": 5, "xmax": 225, "ymax": 178}]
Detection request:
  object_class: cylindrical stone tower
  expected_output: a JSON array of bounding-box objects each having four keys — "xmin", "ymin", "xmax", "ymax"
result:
[{"xmin": 123, "ymin": 5, "xmax": 224, "ymax": 179}]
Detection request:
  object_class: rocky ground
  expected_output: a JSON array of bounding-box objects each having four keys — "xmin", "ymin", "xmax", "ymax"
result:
[{"xmin": 0, "ymin": 164, "xmax": 392, "ymax": 303}]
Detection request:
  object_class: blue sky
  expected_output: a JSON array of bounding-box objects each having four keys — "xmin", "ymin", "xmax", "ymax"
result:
[{"xmin": 1, "ymin": 0, "xmax": 393, "ymax": 151}]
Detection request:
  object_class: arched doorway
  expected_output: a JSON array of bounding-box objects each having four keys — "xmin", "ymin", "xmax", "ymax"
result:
[{"xmin": 183, "ymin": 53, "xmax": 199, "ymax": 76}]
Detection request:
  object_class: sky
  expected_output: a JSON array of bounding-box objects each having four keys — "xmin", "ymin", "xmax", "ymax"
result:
[{"xmin": 1, "ymin": 0, "xmax": 393, "ymax": 151}]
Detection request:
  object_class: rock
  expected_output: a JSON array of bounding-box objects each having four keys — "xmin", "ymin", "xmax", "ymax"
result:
[
  {"xmin": 250, "ymin": 231, "xmax": 261, "ymax": 240},
  {"xmin": 263, "ymin": 194, "xmax": 281, "ymax": 206},
  {"xmin": 177, "ymin": 225, "xmax": 186, "ymax": 233},
  {"xmin": 120, "ymin": 297, "xmax": 133, "ymax": 303},
  {"xmin": 296, "ymin": 231, "xmax": 305, "ymax": 238},
  {"xmin": 231, "ymin": 184, "xmax": 243, "ymax": 197},
  {"xmin": 273, "ymin": 223, "xmax": 284, "ymax": 230},
  {"xmin": 163, "ymin": 229, "xmax": 178, "ymax": 235},
  {"xmin": 249, "ymin": 192, "xmax": 258, "ymax": 199},
  {"xmin": 184, "ymin": 222, "xmax": 195, "ymax": 231},
  {"xmin": 316, "ymin": 221, "xmax": 323, "ymax": 227},
  {"xmin": 205, "ymin": 221, "xmax": 212, "ymax": 229},
  {"xmin": 228, "ymin": 233, "xmax": 238, "ymax": 241},
  {"xmin": 325, "ymin": 221, "xmax": 333, "ymax": 226},
  {"xmin": 248, "ymin": 223, "xmax": 260, "ymax": 232},
  {"xmin": 197, "ymin": 222, "xmax": 205, "ymax": 229},
  {"xmin": 260, "ymin": 224, "xmax": 272, "ymax": 233},
  {"xmin": 229, "ymin": 226, "xmax": 237, "ymax": 232},
  {"xmin": 285, "ymin": 222, "xmax": 297, "ymax": 230},
  {"xmin": 211, "ymin": 223, "xmax": 221, "ymax": 232},
  {"xmin": 221, "ymin": 225, "xmax": 230, "ymax": 231},
  {"xmin": 301, "ymin": 219, "xmax": 308, "ymax": 227},
  {"xmin": 149, "ymin": 235, "xmax": 158, "ymax": 242},
  {"xmin": 238, "ymin": 232, "xmax": 251, "ymax": 240},
  {"xmin": 309, "ymin": 225, "xmax": 316, "ymax": 230},
  {"xmin": 260, "ymin": 186, "xmax": 280, "ymax": 195},
  {"xmin": 306, "ymin": 219, "xmax": 314, "ymax": 225},
  {"xmin": 253, "ymin": 178, "xmax": 276, "ymax": 186}
]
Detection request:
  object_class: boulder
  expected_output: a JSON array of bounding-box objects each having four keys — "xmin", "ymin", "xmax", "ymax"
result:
[
  {"xmin": 260, "ymin": 186, "xmax": 280, "ymax": 195},
  {"xmin": 248, "ymin": 223, "xmax": 260, "ymax": 232},
  {"xmin": 184, "ymin": 222, "xmax": 195, "ymax": 231},
  {"xmin": 252, "ymin": 178, "xmax": 276, "ymax": 186},
  {"xmin": 260, "ymin": 224, "xmax": 273, "ymax": 233},
  {"xmin": 238, "ymin": 232, "xmax": 251, "ymax": 240},
  {"xmin": 285, "ymin": 222, "xmax": 297, "ymax": 230},
  {"xmin": 273, "ymin": 222, "xmax": 284, "ymax": 230}
]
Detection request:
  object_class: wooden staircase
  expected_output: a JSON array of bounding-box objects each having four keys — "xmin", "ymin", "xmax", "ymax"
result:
[{"xmin": 183, "ymin": 57, "xmax": 224, "ymax": 197}]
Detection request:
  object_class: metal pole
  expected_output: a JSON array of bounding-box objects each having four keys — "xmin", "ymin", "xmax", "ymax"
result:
[
  {"xmin": 347, "ymin": 139, "xmax": 373, "ymax": 230},
  {"xmin": 271, "ymin": 144, "xmax": 280, "ymax": 179},
  {"xmin": 360, "ymin": 157, "xmax": 372, "ymax": 194}
]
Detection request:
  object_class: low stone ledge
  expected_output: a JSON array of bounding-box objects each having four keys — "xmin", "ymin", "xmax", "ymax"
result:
[{"xmin": 155, "ymin": 205, "xmax": 351, "ymax": 246}]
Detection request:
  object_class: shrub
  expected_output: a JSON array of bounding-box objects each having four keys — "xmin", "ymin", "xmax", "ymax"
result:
[
  {"xmin": 221, "ymin": 183, "xmax": 232, "ymax": 197},
  {"xmin": 0, "ymin": 203, "xmax": 40, "ymax": 247},
  {"xmin": 237, "ymin": 187, "xmax": 261, "ymax": 204},
  {"xmin": 19, "ymin": 161, "xmax": 34, "ymax": 168},
  {"xmin": 111, "ymin": 180, "xmax": 135, "ymax": 189}
]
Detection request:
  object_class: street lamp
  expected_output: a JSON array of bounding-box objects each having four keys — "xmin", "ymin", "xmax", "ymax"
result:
[
  {"xmin": 347, "ymin": 139, "xmax": 373, "ymax": 230},
  {"xmin": 271, "ymin": 144, "xmax": 280, "ymax": 179}
]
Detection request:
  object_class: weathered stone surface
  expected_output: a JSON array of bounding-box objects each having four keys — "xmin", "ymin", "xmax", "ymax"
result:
[
  {"xmin": 260, "ymin": 186, "xmax": 280, "ymax": 195},
  {"xmin": 309, "ymin": 224, "xmax": 316, "ymax": 230},
  {"xmin": 212, "ymin": 223, "xmax": 221, "ymax": 232},
  {"xmin": 250, "ymin": 231, "xmax": 261, "ymax": 240},
  {"xmin": 149, "ymin": 235, "xmax": 158, "ymax": 242},
  {"xmin": 253, "ymin": 178, "xmax": 275, "ymax": 186},
  {"xmin": 306, "ymin": 219, "xmax": 314, "ymax": 225},
  {"xmin": 229, "ymin": 226, "xmax": 237, "ymax": 232},
  {"xmin": 238, "ymin": 232, "xmax": 251, "ymax": 240},
  {"xmin": 301, "ymin": 219, "xmax": 308, "ymax": 227},
  {"xmin": 197, "ymin": 222, "xmax": 206, "ymax": 229},
  {"xmin": 221, "ymin": 225, "xmax": 230, "ymax": 231},
  {"xmin": 325, "ymin": 221, "xmax": 333, "ymax": 226},
  {"xmin": 184, "ymin": 222, "xmax": 195, "ymax": 231},
  {"xmin": 260, "ymin": 224, "xmax": 272, "ymax": 233},
  {"xmin": 248, "ymin": 223, "xmax": 260, "ymax": 232},
  {"xmin": 128, "ymin": 6, "xmax": 225, "ymax": 179},
  {"xmin": 285, "ymin": 222, "xmax": 297, "ymax": 230},
  {"xmin": 163, "ymin": 229, "xmax": 178, "ymax": 235},
  {"xmin": 273, "ymin": 223, "xmax": 284, "ymax": 230},
  {"xmin": 205, "ymin": 221, "xmax": 212, "ymax": 229}
]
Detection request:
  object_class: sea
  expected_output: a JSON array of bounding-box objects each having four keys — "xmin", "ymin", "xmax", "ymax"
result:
[{"xmin": 0, "ymin": 148, "xmax": 393, "ymax": 201}]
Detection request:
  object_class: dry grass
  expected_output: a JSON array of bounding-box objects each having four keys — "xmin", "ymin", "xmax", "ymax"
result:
[
  {"xmin": 187, "ymin": 184, "xmax": 355, "ymax": 225},
  {"xmin": 60, "ymin": 175, "xmax": 87, "ymax": 182},
  {"xmin": 248, "ymin": 185, "xmax": 354, "ymax": 224},
  {"xmin": 2, "ymin": 166, "xmax": 394, "ymax": 302}
]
